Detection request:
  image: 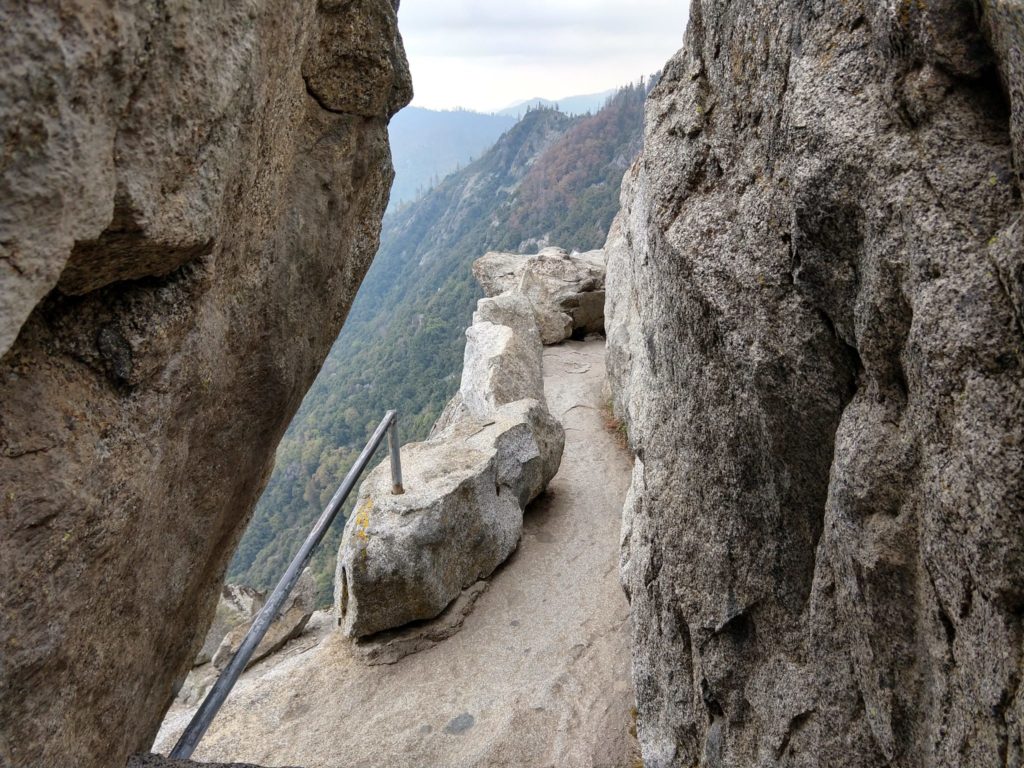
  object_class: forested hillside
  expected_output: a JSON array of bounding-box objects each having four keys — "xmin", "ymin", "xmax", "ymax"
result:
[
  {"xmin": 387, "ymin": 107, "xmax": 516, "ymax": 209},
  {"xmin": 497, "ymin": 89, "xmax": 616, "ymax": 118},
  {"xmin": 230, "ymin": 81, "xmax": 652, "ymax": 602}
]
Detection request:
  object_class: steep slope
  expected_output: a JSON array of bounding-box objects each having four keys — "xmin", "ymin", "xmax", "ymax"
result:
[
  {"xmin": 231, "ymin": 83, "xmax": 649, "ymax": 601},
  {"xmin": 387, "ymin": 107, "xmax": 516, "ymax": 209},
  {"xmin": 504, "ymin": 82, "xmax": 649, "ymax": 250},
  {"xmin": 0, "ymin": 3, "xmax": 410, "ymax": 767},
  {"xmin": 606, "ymin": 2, "xmax": 1024, "ymax": 767}
]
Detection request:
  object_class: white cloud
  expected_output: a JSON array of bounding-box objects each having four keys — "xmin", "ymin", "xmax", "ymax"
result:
[{"xmin": 397, "ymin": 0, "xmax": 689, "ymax": 112}]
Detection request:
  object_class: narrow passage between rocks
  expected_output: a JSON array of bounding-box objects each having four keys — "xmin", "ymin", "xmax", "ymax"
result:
[{"xmin": 155, "ymin": 338, "xmax": 637, "ymax": 768}]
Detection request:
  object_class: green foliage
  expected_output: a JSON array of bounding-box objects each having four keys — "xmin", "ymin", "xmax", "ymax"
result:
[
  {"xmin": 503, "ymin": 83, "xmax": 649, "ymax": 250},
  {"xmin": 228, "ymin": 83, "xmax": 650, "ymax": 606},
  {"xmin": 387, "ymin": 107, "xmax": 516, "ymax": 210}
]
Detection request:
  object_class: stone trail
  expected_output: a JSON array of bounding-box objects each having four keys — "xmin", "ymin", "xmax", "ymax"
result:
[{"xmin": 154, "ymin": 338, "xmax": 638, "ymax": 768}]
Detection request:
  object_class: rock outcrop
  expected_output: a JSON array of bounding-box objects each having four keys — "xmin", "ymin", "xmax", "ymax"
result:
[
  {"xmin": 212, "ymin": 570, "xmax": 316, "ymax": 671},
  {"xmin": 0, "ymin": 3, "xmax": 410, "ymax": 767},
  {"xmin": 176, "ymin": 571, "xmax": 316, "ymax": 709},
  {"xmin": 194, "ymin": 585, "xmax": 264, "ymax": 668},
  {"xmin": 474, "ymin": 247, "xmax": 606, "ymax": 344},
  {"xmin": 153, "ymin": 339, "xmax": 637, "ymax": 768},
  {"xmin": 606, "ymin": 2, "xmax": 1024, "ymax": 767},
  {"xmin": 335, "ymin": 258, "xmax": 569, "ymax": 637}
]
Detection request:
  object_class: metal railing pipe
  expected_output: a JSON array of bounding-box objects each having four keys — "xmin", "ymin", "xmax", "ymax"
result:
[
  {"xmin": 170, "ymin": 409, "xmax": 402, "ymax": 760},
  {"xmin": 388, "ymin": 417, "xmax": 404, "ymax": 494}
]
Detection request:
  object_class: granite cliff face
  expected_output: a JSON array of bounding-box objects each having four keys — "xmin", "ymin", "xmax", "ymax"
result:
[
  {"xmin": 0, "ymin": 2, "xmax": 409, "ymax": 767},
  {"xmin": 607, "ymin": 2, "xmax": 1024, "ymax": 766}
]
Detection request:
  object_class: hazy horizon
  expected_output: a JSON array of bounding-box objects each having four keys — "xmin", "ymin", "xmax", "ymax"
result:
[{"xmin": 399, "ymin": 0, "xmax": 689, "ymax": 113}]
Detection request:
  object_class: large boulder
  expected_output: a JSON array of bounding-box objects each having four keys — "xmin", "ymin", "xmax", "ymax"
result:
[
  {"xmin": 471, "ymin": 251, "xmax": 526, "ymax": 297},
  {"xmin": 212, "ymin": 569, "xmax": 316, "ymax": 671},
  {"xmin": 606, "ymin": 2, "xmax": 1024, "ymax": 767},
  {"xmin": 428, "ymin": 293, "xmax": 547, "ymax": 434},
  {"xmin": 336, "ymin": 286, "xmax": 564, "ymax": 638},
  {"xmin": 460, "ymin": 294, "xmax": 546, "ymax": 417},
  {"xmin": 473, "ymin": 247, "xmax": 606, "ymax": 344},
  {"xmin": 336, "ymin": 400, "xmax": 563, "ymax": 637},
  {"xmin": 0, "ymin": 2, "xmax": 410, "ymax": 767}
]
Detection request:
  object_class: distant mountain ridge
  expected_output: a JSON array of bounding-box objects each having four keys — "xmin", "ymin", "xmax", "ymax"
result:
[
  {"xmin": 229, "ymin": 81, "xmax": 652, "ymax": 601},
  {"xmin": 386, "ymin": 87, "xmax": 638, "ymax": 214},
  {"xmin": 498, "ymin": 88, "xmax": 617, "ymax": 118}
]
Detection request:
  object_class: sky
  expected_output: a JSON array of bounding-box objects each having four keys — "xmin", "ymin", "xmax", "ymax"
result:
[{"xmin": 398, "ymin": 0, "xmax": 690, "ymax": 113}]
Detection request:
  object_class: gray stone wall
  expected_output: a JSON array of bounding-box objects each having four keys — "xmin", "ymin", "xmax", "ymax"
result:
[
  {"xmin": 606, "ymin": 2, "xmax": 1024, "ymax": 765},
  {"xmin": 0, "ymin": 2, "xmax": 410, "ymax": 767}
]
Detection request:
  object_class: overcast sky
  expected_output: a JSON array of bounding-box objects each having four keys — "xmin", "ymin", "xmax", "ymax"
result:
[{"xmin": 398, "ymin": 0, "xmax": 690, "ymax": 113}]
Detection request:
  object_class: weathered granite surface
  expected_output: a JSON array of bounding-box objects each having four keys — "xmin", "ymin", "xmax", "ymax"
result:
[
  {"xmin": 154, "ymin": 340, "xmax": 637, "ymax": 768},
  {"xmin": 0, "ymin": 2, "xmax": 410, "ymax": 767},
  {"xmin": 607, "ymin": 1, "xmax": 1024, "ymax": 766},
  {"xmin": 474, "ymin": 247, "xmax": 606, "ymax": 344},
  {"xmin": 194, "ymin": 584, "xmax": 263, "ymax": 667},
  {"xmin": 336, "ymin": 399, "xmax": 563, "ymax": 637},
  {"xmin": 177, "ymin": 574, "xmax": 314, "ymax": 710},
  {"xmin": 212, "ymin": 569, "xmax": 315, "ymax": 671},
  {"xmin": 460, "ymin": 295, "xmax": 546, "ymax": 418},
  {"xmin": 336, "ymin": 256, "xmax": 568, "ymax": 638},
  {"xmin": 128, "ymin": 755, "xmax": 299, "ymax": 768}
]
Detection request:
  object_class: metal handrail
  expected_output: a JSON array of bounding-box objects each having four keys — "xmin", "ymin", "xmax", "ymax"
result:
[{"xmin": 170, "ymin": 410, "xmax": 404, "ymax": 760}]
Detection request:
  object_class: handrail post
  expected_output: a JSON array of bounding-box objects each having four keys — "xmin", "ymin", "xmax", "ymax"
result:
[{"xmin": 387, "ymin": 411, "xmax": 404, "ymax": 494}]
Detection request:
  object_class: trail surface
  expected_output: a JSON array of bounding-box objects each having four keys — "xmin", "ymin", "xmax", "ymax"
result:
[{"xmin": 156, "ymin": 339, "xmax": 636, "ymax": 767}]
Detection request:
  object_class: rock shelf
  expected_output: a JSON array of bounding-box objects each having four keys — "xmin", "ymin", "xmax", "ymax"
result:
[{"xmin": 334, "ymin": 246, "xmax": 606, "ymax": 638}]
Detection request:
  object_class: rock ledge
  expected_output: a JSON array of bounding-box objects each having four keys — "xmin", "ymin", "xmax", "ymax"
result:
[{"xmin": 334, "ymin": 257, "xmax": 585, "ymax": 637}]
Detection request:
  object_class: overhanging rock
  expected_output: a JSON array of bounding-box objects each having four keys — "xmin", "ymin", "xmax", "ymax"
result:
[{"xmin": 0, "ymin": 1, "xmax": 410, "ymax": 765}]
